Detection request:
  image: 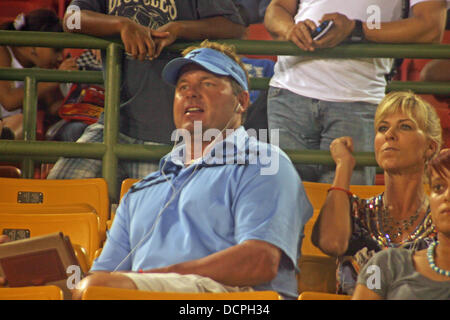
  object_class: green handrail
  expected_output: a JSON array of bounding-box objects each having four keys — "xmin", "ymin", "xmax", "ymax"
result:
[{"xmin": 0, "ymin": 30, "xmax": 449, "ymax": 202}]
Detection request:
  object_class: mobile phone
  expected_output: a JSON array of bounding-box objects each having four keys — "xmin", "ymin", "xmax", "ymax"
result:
[{"xmin": 311, "ymin": 20, "xmax": 334, "ymax": 41}]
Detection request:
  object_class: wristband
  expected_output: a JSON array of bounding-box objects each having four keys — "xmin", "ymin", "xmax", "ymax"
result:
[
  {"xmin": 327, "ymin": 186, "xmax": 353, "ymax": 197},
  {"xmin": 348, "ymin": 19, "xmax": 367, "ymax": 43}
]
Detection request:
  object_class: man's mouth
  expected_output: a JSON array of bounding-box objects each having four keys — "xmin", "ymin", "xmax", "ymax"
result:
[{"xmin": 185, "ymin": 107, "xmax": 204, "ymax": 114}]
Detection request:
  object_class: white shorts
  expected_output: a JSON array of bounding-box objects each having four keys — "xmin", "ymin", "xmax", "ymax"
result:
[{"xmin": 120, "ymin": 272, "xmax": 254, "ymax": 293}]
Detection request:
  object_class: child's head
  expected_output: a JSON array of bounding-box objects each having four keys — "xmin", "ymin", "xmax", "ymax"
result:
[
  {"xmin": 2, "ymin": 9, "xmax": 63, "ymax": 32},
  {"xmin": 428, "ymin": 149, "xmax": 450, "ymax": 236},
  {"xmin": 2, "ymin": 9, "xmax": 64, "ymax": 69}
]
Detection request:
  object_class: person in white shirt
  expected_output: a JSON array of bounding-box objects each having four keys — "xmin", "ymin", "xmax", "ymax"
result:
[{"xmin": 264, "ymin": 0, "xmax": 449, "ymax": 185}]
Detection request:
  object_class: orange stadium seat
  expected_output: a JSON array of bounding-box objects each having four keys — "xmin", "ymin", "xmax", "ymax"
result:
[
  {"xmin": 0, "ymin": 177, "xmax": 109, "ymax": 242},
  {"xmin": 82, "ymin": 286, "xmax": 280, "ymax": 300},
  {"xmin": 0, "ymin": 212, "xmax": 100, "ymax": 263},
  {"xmin": 106, "ymin": 178, "xmax": 139, "ymax": 230},
  {"xmin": 0, "ymin": 285, "xmax": 63, "ymax": 300},
  {"xmin": 303, "ymin": 181, "xmax": 385, "ymax": 211},
  {"xmin": 298, "ymin": 291, "xmax": 351, "ymax": 300},
  {"xmin": 298, "ymin": 182, "xmax": 385, "ymax": 294},
  {"xmin": 120, "ymin": 178, "xmax": 140, "ymax": 200}
]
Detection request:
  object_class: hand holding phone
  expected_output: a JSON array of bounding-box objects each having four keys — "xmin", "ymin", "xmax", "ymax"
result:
[{"xmin": 311, "ymin": 20, "xmax": 334, "ymax": 41}]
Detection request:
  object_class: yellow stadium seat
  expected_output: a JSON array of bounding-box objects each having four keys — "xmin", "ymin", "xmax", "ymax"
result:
[
  {"xmin": 297, "ymin": 254, "xmax": 337, "ymax": 294},
  {"xmin": 0, "ymin": 286, "xmax": 63, "ymax": 300},
  {"xmin": 73, "ymin": 244, "xmax": 90, "ymax": 274},
  {"xmin": 0, "ymin": 177, "xmax": 109, "ymax": 242},
  {"xmin": 82, "ymin": 286, "xmax": 280, "ymax": 300},
  {"xmin": 120, "ymin": 178, "xmax": 139, "ymax": 200},
  {"xmin": 303, "ymin": 182, "xmax": 332, "ymax": 211},
  {"xmin": 298, "ymin": 291, "xmax": 351, "ymax": 300},
  {"xmin": 298, "ymin": 182, "xmax": 386, "ymax": 296},
  {"xmin": 349, "ymin": 184, "xmax": 385, "ymax": 200},
  {"xmin": 303, "ymin": 181, "xmax": 385, "ymax": 211},
  {"xmin": 0, "ymin": 212, "xmax": 100, "ymax": 263},
  {"xmin": 105, "ymin": 178, "xmax": 139, "ymax": 230},
  {"xmin": 301, "ymin": 209, "xmax": 326, "ymax": 256}
]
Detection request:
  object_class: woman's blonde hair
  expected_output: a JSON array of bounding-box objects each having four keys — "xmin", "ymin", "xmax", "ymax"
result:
[{"xmin": 374, "ymin": 91, "xmax": 442, "ymax": 159}]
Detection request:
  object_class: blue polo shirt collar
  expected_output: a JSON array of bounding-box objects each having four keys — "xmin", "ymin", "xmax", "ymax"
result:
[{"xmin": 158, "ymin": 126, "xmax": 256, "ymax": 174}]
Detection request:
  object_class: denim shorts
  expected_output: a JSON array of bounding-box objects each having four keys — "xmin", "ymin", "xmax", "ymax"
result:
[{"xmin": 267, "ymin": 87, "xmax": 376, "ymax": 185}]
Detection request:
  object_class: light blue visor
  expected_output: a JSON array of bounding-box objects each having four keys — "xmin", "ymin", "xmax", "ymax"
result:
[{"xmin": 162, "ymin": 47, "xmax": 248, "ymax": 91}]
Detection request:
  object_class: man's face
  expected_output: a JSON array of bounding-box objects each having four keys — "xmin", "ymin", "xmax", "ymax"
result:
[{"xmin": 173, "ymin": 64, "xmax": 242, "ymax": 134}]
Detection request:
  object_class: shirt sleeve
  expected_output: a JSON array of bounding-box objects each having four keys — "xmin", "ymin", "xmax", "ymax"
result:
[
  {"xmin": 232, "ymin": 153, "xmax": 313, "ymax": 269},
  {"xmin": 90, "ymin": 194, "xmax": 132, "ymax": 271},
  {"xmin": 357, "ymin": 248, "xmax": 397, "ymax": 299},
  {"xmin": 195, "ymin": 0, "xmax": 245, "ymax": 25}
]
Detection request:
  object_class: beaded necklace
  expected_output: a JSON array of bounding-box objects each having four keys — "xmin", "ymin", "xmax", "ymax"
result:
[
  {"xmin": 427, "ymin": 241, "xmax": 450, "ymax": 277},
  {"xmin": 359, "ymin": 194, "xmax": 435, "ymax": 248},
  {"xmin": 381, "ymin": 195, "xmax": 427, "ymax": 240}
]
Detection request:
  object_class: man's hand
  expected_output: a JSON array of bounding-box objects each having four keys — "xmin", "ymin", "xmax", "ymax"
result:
[
  {"xmin": 152, "ymin": 22, "xmax": 180, "ymax": 59},
  {"xmin": 119, "ymin": 19, "xmax": 170, "ymax": 61},
  {"xmin": 285, "ymin": 19, "xmax": 317, "ymax": 51},
  {"xmin": 285, "ymin": 13, "xmax": 355, "ymax": 51},
  {"xmin": 313, "ymin": 13, "xmax": 355, "ymax": 49},
  {"xmin": 58, "ymin": 56, "xmax": 78, "ymax": 71}
]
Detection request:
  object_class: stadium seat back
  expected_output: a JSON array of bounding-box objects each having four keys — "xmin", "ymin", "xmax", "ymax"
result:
[
  {"xmin": 0, "ymin": 285, "xmax": 63, "ymax": 300},
  {"xmin": 298, "ymin": 291, "xmax": 351, "ymax": 300},
  {"xmin": 297, "ymin": 254, "xmax": 337, "ymax": 294},
  {"xmin": 0, "ymin": 212, "xmax": 100, "ymax": 262},
  {"xmin": 0, "ymin": 178, "xmax": 109, "ymax": 241},
  {"xmin": 82, "ymin": 286, "xmax": 280, "ymax": 300},
  {"xmin": 120, "ymin": 178, "xmax": 140, "ymax": 201}
]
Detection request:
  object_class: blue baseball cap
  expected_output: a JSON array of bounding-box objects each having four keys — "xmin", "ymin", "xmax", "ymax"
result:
[{"xmin": 162, "ymin": 47, "xmax": 248, "ymax": 91}]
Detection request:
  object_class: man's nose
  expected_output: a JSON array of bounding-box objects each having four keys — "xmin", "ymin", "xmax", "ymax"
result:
[{"xmin": 184, "ymin": 84, "xmax": 200, "ymax": 97}]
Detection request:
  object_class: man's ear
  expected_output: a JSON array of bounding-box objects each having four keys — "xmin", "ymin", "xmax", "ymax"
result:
[{"xmin": 236, "ymin": 91, "xmax": 250, "ymax": 114}]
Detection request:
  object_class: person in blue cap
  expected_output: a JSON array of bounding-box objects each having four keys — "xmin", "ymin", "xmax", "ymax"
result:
[
  {"xmin": 47, "ymin": 0, "xmax": 246, "ymax": 202},
  {"xmin": 71, "ymin": 40, "xmax": 313, "ymax": 300}
]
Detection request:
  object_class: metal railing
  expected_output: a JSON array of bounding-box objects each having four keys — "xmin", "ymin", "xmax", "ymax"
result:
[{"xmin": 0, "ymin": 30, "xmax": 449, "ymax": 202}]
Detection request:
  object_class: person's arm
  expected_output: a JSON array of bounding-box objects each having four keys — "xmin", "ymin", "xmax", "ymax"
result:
[
  {"xmin": 311, "ymin": 137, "xmax": 355, "ymax": 256},
  {"xmin": 64, "ymin": 9, "xmax": 245, "ymax": 61},
  {"xmin": 63, "ymin": 10, "xmax": 170, "ymax": 61},
  {"xmin": 152, "ymin": 16, "xmax": 246, "ymax": 58},
  {"xmin": 352, "ymin": 284, "xmax": 383, "ymax": 300},
  {"xmin": 264, "ymin": 0, "xmax": 319, "ymax": 51},
  {"xmin": 0, "ymin": 47, "xmax": 61, "ymax": 111},
  {"xmin": 314, "ymin": 0, "xmax": 448, "ymax": 49},
  {"xmin": 363, "ymin": 0, "xmax": 448, "ymax": 43},
  {"xmin": 144, "ymin": 239, "xmax": 281, "ymax": 287}
]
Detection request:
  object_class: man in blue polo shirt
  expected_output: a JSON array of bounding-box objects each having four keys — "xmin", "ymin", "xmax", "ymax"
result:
[{"xmin": 72, "ymin": 41, "xmax": 312, "ymax": 300}]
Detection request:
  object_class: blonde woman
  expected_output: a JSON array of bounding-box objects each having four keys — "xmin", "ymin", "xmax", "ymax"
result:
[
  {"xmin": 312, "ymin": 91, "xmax": 443, "ymax": 295},
  {"xmin": 353, "ymin": 149, "xmax": 450, "ymax": 300}
]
